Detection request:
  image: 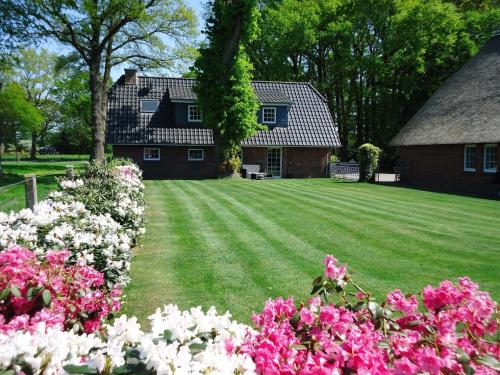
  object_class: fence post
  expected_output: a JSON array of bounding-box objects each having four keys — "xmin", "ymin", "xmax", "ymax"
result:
[
  {"xmin": 66, "ymin": 165, "xmax": 74, "ymax": 178},
  {"xmin": 24, "ymin": 174, "xmax": 37, "ymax": 210}
]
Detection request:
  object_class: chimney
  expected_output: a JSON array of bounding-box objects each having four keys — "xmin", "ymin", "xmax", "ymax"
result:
[{"xmin": 124, "ymin": 69, "xmax": 137, "ymax": 85}]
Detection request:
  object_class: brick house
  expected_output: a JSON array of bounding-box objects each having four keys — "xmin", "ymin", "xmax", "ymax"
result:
[
  {"xmin": 390, "ymin": 30, "xmax": 500, "ymax": 198},
  {"xmin": 106, "ymin": 71, "xmax": 340, "ymax": 179}
]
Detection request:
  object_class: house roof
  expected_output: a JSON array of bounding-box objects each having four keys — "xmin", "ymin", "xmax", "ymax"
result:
[
  {"xmin": 390, "ymin": 31, "xmax": 500, "ymax": 146},
  {"xmin": 107, "ymin": 77, "xmax": 339, "ymax": 147}
]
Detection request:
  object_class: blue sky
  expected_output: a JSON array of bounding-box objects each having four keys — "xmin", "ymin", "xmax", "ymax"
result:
[{"xmin": 44, "ymin": 0, "xmax": 207, "ymax": 80}]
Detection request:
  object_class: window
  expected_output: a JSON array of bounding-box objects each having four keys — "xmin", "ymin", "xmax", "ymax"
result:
[
  {"xmin": 188, "ymin": 149, "xmax": 204, "ymax": 161},
  {"xmin": 262, "ymin": 107, "xmax": 276, "ymax": 124},
  {"xmin": 188, "ymin": 105, "xmax": 202, "ymax": 122},
  {"xmin": 464, "ymin": 145, "xmax": 477, "ymax": 172},
  {"xmin": 144, "ymin": 147, "xmax": 160, "ymax": 161},
  {"xmin": 484, "ymin": 144, "xmax": 497, "ymax": 173},
  {"xmin": 140, "ymin": 99, "xmax": 159, "ymax": 112}
]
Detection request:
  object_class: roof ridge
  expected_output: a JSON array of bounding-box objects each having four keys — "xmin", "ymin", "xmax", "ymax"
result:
[
  {"xmin": 306, "ymin": 82, "xmax": 328, "ymax": 103},
  {"xmin": 136, "ymin": 75, "xmax": 313, "ymax": 85}
]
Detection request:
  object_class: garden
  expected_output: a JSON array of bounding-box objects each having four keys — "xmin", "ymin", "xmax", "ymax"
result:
[{"xmin": 0, "ymin": 160, "xmax": 498, "ymax": 374}]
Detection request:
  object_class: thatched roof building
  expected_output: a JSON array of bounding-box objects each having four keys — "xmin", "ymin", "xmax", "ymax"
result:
[
  {"xmin": 390, "ymin": 30, "xmax": 500, "ymax": 147},
  {"xmin": 391, "ymin": 30, "xmax": 500, "ymax": 198}
]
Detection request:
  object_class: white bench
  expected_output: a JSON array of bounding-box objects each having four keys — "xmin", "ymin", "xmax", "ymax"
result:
[{"xmin": 242, "ymin": 164, "xmax": 265, "ymax": 179}]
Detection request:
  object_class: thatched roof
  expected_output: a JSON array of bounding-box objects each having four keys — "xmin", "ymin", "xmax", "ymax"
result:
[{"xmin": 390, "ymin": 31, "xmax": 500, "ymax": 146}]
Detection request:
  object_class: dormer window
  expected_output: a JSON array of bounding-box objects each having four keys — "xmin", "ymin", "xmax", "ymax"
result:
[
  {"xmin": 188, "ymin": 105, "xmax": 202, "ymax": 122},
  {"xmin": 262, "ymin": 107, "xmax": 276, "ymax": 124},
  {"xmin": 140, "ymin": 99, "xmax": 159, "ymax": 112}
]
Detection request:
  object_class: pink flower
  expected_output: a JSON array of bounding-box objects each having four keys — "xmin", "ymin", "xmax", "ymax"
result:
[
  {"xmin": 386, "ymin": 289, "xmax": 418, "ymax": 314},
  {"xmin": 300, "ymin": 308, "xmax": 315, "ymax": 326},
  {"xmin": 0, "ymin": 246, "xmax": 120, "ymax": 334},
  {"xmin": 392, "ymin": 357, "xmax": 418, "ymax": 375},
  {"xmin": 45, "ymin": 250, "xmax": 71, "ymax": 266},
  {"xmin": 413, "ymin": 348, "xmax": 442, "ymax": 375},
  {"xmin": 324, "ymin": 255, "xmax": 347, "ymax": 286}
]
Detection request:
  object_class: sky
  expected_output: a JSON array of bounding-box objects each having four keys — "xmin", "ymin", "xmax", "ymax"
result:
[{"xmin": 44, "ymin": 0, "xmax": 207, "ymax": 81}]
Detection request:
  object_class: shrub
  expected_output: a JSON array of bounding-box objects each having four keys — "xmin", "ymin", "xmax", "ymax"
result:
[
  {"xmin": 0, "ymin": 256, "xmax": 497, "ymax": 374},
  {"xmin": 0, "ymin": 198, "xmax": 132, "ymax": 287},
  {"xmin": 242, "ymin": 255, "xmax": 499, "ymax": 375},
  {"xmin": 358, "ymin": 143, "xmax": 382, "ymax": 182},
  {"xmin": 0, "ymin": 306, "xmax": 255, "ymax": 375},
  {"xmin": 56, "ymin": 159, "xmax": 145, "ymax": 241},
  {"xmin": 0, "ymin": 246, "xmax": 120, "ymax": 334}
]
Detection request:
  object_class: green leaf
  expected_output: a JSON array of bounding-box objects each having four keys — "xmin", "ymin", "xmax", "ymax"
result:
[
  {"xmin": 0, "ymin": 288, "xmax": 10, "ymax": 301},
  {"xmin": 10, "ymin": 286, "xmax": 21, "ymax": 298},
  {"xmin": 290, "ymin": 344, "xmax": 308, "ymax": 350},
  {"xmin": 163, "ymin": 329, "xmax": 173, "ymax": 342},
  {"xmin": 464, "ymin": 364, "xmax": 475, "ymax": 375},
  {"xmin": 189, "ymin": 343, "xmax": 207, "ymax": 355},
  {"xmin": 367, "ymin": 302, "xmax": 384, "ymax": 319},
  {"xmin": 42, "ymin": 289, "xmax": 51, "ymax": 306},
  {"xmin": 63, "ymin": 365, "xmax": 98, "ymax": 374},
  {"xmin": 456, "ymin": 348, "xmax": 470, "ymax": 364},
  {"xmin": 0, "ymin": 369, "xmax": 15, "ymax": 375},
  {"xmin": 476, "ymin": 354, "xmax": 500, "ymax": 371},
  {"xmin": 377, "ymin": 341, "xmax": 390, "ymax": 349}
]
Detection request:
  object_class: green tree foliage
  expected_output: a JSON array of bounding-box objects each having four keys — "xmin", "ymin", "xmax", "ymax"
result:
[
  {"xmin": 194, "ymin": 0, "xmax": 262, "ymax": 175},
  {"xmin": 51, "ymin": 71, "xmax": 92, "ymax": 155},
  {"xmin": 10, "ymin": 48, "xmax": 60, "ymax": 159},
  {"xmin": 250, "ymin": 0, "xmax": 500, "ymax": 162},
  {"xmin": 1, "ymin": 0, "xmax": 198, "ymax": 161},
  {"xmin": 0, "ymin": 83, "xmax": 43, "ymax": 146}
]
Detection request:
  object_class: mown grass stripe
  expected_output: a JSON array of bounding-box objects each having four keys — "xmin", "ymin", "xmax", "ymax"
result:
[
  {"xmin": 181, "ymin": 180, "xmax": 315, "ymax": 293},
  {"xmin": 170, "ymin": 180, "xmax": 272, "ymax": 315},
  {"xmin": 124, "ymin": 179, "xmax": 500, "ymax": 324}
]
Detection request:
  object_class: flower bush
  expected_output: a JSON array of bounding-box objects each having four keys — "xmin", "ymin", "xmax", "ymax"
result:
[
  {"xmin": 0, "ymin": 306, "xmax": 255, "ymax": 375},
  {"xmin": 0, "ymin": 255, "xmax": 497, "ymax": 374},
  {"xmin": 242, "ymin": 256, "xmax": 499, "ymax": 375},
  {"xmin": 0, "ymin": 246, "xmax": 120, "ymax": 334},
  {"xmin": 0, "ymin": 198, "xmax": 132, "ymax": 287},
  {"xmin": 55, "ymin": 159, "xmax": 145, "ymax": 241}
]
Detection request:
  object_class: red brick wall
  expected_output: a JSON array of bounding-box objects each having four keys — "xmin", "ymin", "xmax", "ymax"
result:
[
  {"xmin": 115, "ymin": 145, "xmax": 331, "ymax": 179},
  {"xmin": 242, "ymin": 147, "xmax": 331, "ymax": 178},
  {"xmin": 113, "ymin": 145, "xmax": 216, "ymax": 179},
  {"xmin": 399, "ymin": 144, "xmax": 500, "ymax": 197}
]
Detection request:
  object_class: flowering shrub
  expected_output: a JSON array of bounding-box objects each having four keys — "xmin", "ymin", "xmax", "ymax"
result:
[
  {"xmin": 0, "ymin": 198, "xmax": 132, "ymax": 287},
  {"xmin": 55, "ymin": 159, "xmax": 145, "ymax": 241},
  {"xmin": 242, "ymin": 255, "xmax": 499, "ymax": 374},
  {"xmin": 0, "ymin": 306, "xmax": 255, "ymax": 375},
  {"xmin": 0, "ymin": 246, "xmax": 120, "ymax": 334}
]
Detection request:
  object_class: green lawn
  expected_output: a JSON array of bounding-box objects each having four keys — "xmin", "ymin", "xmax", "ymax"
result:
[
  {"xmin": 124, "ymin": 179, "xmax": 500, "ymax": 325},
  {"xmin": 0, "ymin": 160, "xmax": 87, "ymax": 213}
]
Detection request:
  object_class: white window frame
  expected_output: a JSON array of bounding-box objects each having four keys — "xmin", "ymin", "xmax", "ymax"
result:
[
  {"xmin": 140, "ymin": 99, "xmax": 159, "ymax": 113},
  {"xmin": 188, "ymin": 105, "xmax": 202, "ymax": 122},
  {"xmin": 463, "ymin": 144, "xmax": 477, "ymax": 172},
  {"xmin": 188, "ymin": 148, "xmax": 204, "ymax": 161},
  {"xmin": 144, "ymin": 147, "xmax": 160, "ymax": 161},
  {"xmin": 483, "ymin": 144, "xmax": 497, "ymax": 173},
  {"xmin": 262, "ymin": 107, "xmax": 277, "ymax": 124}
]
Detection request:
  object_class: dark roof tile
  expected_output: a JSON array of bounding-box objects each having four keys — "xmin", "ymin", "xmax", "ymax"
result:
[{"xmin": 107, "ymin": 77, "xmax": 339, "ymax": 147}]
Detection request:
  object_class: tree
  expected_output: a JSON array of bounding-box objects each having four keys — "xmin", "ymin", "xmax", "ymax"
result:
[
  {"xmin": 1, "ymin": 0, "xmax": 198, "ymax": 161},
  {"xmin": 194, "ymin": 0, "xmax": 262, "ymax": 176},
  {"xmin": 10, "ymin": 48, "xmax": 60, "ymax": 160},
  {"xmin": 249, "ymin": 0, "xmax": 500, "ymax": 163},
  {"xmin": 52, "ymin": 70, "xmax": 92, "ymax": 155},
  {"xmin": 0, "ymin": 82, "xmax": 44, "ymax": 150}
]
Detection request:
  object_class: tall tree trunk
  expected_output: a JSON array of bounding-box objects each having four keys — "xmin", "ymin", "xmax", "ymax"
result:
[
  {"xmin": 89, "ymin": 67, "xmax": 105, "ymax": 161},
  {"xmin": 30, "ymin": 132, "xmax": 37, "ymax": 160},
  {"xmin": 213, "ymin": 131, "xmax": 222, "ymax": 176},
  {"xmin": 355, "ymin": 71, "xmax": 364, "ymax": 148}
]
